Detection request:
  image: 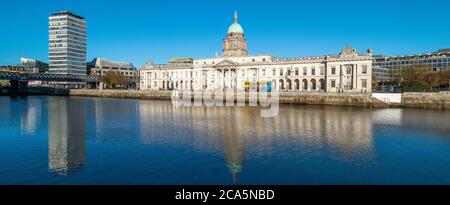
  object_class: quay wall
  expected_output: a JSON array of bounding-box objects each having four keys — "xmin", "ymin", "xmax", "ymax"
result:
[
  {"xmin": 3, "ymin": 89, "xmax": 446, "ymax": 109},
  {"xmin": 402, "ymin": 92, "xmax": 450, "ymax": 109},
  {"xmin": 69, "ymin": 90, "xmax": 450, "ymax": 109},
  {"xmin": 69, "ymin": 89, "xmax": 386, "ymax": 108}
]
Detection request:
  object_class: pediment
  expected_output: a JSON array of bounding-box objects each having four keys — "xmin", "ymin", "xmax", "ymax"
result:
[{"xmin": 215, "ymin": 59, "xmax": 239, "ymax": 67}]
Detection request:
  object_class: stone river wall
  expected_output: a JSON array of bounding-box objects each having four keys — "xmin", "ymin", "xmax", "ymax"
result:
[
  {"xmin": 68, "ymin": 90, "xmax": 450, "ymax": 109},
  {"xmin": 402, "ymin": 92, "xmax": 450, "ymax": 109},
  {"xmin": 69, "ymin": 89, "xmax": 387, "ymax": 108}
]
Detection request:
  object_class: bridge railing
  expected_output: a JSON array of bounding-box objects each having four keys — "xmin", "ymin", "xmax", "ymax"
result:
[{"xmin": 0, "ymin": 71, "xmax": 100, "ymax": 82}]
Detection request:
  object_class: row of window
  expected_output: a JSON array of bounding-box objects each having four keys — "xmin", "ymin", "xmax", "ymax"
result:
[
  {"xmin": 50, "ymin": 30, "xmax": 86, "ymax": 38},
  {"xmin": 50, "ymin": 39, "xmax": 86, "ymax": 45},
  {"xmin": 49, "ymin": 51, "xmax": 85, "ymax": 58},
  {"xmin": 96, "ymin": 67, "xmax": 135, "ymax": 71},
  {"xmin": 313, "ymin": 79, "xmax": 368, "ymax": 88},
  {"xmin": 145, "ymin": 66, "xmax": 369, "ymax": 79},
  {"xmin": 146, "ymin": 78, "xmax": 369, "ymax": 89},
  {"xmin": 49, "ymin": 56, "xmax": 85, "ymax": 61},
  {"xmin": 94, "ymin": 70, "xmax": 135, "ymax": 76},
  {"xmin": 49, "ymin": 26, "xmax": 86, "ymax": 35},
  {"xmin": 49, "ymin": 43, "xmax": 86, "ymax": 50},
  {"xmin": 376, "ymin": 57, "xmax": 450, "ymax": 64},
  {"xmin": 49, "ymin": 60, "xmax": 86, "ymax": 66},
  {"xmin": 49, "ymin": 35, "xmax": 86, "ymax": 42},
  {"xmin": 49, "ymin": 17, "xmax": 86, "ymax": 26}
]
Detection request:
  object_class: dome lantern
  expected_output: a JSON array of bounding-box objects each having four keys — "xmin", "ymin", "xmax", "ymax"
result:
[{"xmin": 227, "ymin": 10, "xmax": 244, "ymax": 34}]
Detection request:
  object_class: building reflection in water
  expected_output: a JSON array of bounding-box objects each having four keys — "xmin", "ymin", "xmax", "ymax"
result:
[
  {"xmin": 0, "ymin": 97, "xmax": 43, "ymax": 135},
  {"xmin": 48, "ymin": 97, "xmax": 87, "ymax": 175},
  {"xmin": 0, "ymin": 97, "xmax": 11, "ymax": 124},
  {"xmin": 139, "ymin": 102, "xmax": 375, "ymax": 183},
  {"xmin": 373, "ymin": 108, "xmax": 450, "ymax": 135},
  {"xmin": 21, "ymin": 97, "xmax": 43, "ymax": 134},
  {"xmin": 90, "ymin": 98, "xmax": 141, "ymax": 142}
]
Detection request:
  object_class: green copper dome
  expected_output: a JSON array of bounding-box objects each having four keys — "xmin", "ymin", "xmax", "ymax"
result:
[
  {"xmin": 228, "ymin": 23, "xmax": 244, "ymax": 34},
  {"xmin": 227, "ymin": 10, "xmax": 244, "ymax": 34}
]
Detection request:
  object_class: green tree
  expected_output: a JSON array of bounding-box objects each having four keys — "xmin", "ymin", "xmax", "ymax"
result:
[
  {"xmin": 400, "ymin": 65, "xmax": 431, "ymax": 92},
  {"xmin": 372, "ymin": 75, "xmax": 380, "ymax": 90},
  {"xmin": 101, "ymin": 71, "xmax": 127, "ymax": 89}
]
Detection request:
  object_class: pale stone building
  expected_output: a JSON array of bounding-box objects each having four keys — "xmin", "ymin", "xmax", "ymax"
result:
[{"xmin": 140, "ymin": 11, "xmax": 372, "ymax": 93}]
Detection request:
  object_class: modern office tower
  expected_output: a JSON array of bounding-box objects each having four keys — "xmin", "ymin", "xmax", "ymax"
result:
[
  {"xmin": 373, "ymin": 49, "xmax": 450, "ymax": 83},
  {"xmin": 48, "ymin": 11, "xmax": 86, "ymax": 76}
]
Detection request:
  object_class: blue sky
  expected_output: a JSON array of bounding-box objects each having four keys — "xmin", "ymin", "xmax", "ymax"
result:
[{"xmin": 1, "ymin": 0, "xmax": 449, "ymax": 67}]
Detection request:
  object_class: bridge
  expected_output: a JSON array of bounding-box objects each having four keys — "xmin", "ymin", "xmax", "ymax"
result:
[
  {"xmin": 0, "ymin": 71, "xmax": 100, "ymax": 82},
  {"xmin": 0, "ymin": 71, "xmax": 100, "ymax": 97}
]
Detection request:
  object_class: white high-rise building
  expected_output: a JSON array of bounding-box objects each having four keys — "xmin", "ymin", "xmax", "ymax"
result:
[{"xmin": 49, "ymin": 11, "xmax": 87, "ymax": 75}]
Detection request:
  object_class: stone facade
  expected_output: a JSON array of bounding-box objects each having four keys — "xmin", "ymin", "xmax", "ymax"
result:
[
  {"xmin": 140, "ymin": 12, "xmax": 373, "ymax": 93},
  {"xmin": 223, "ymin": 11, "xmax": 248, "ymax": 57}
]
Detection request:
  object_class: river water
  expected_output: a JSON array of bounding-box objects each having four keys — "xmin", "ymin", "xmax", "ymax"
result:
[{"xmin": 0, "ymin": 96, "xmax": 449, "ymax": 184}]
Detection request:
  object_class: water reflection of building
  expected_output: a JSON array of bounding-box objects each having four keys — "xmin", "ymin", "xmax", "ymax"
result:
[
  {"xmin": 0, "ymin": 97, "xmax": 11, "ymax": 124},
  {"xmin": 91, "ymin": 98, "xmax": 140, "ymax": 142},
  {"xmin": 21, "ymin": 98, "xmax": 42, "ymax": 134},
  {"xmin": 48, "ymin": 97, "xmax": 87, "ymax": 175},
  {"xmin": 373, "ymin": 108, "xmax": 450, "ymax": 135},
  {"xmin": 138, "ymin": 102, "xmax": 375, "ymax": 183}
]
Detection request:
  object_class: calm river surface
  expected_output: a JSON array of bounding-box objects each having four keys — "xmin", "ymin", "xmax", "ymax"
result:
[{"xmin": 0, "ymin": 96, "xmax": 450, "ymax": 184}]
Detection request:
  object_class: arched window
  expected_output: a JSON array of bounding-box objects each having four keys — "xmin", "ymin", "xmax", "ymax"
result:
[
  {"xmin": 287, "ymin": 79, "xmax": 292, "ymax": 90},
  {"xmin": 302, "ymin": 79, "xmax": 308, "ymax": 90},
  {"xmin": 311, "ymin": 79, "xmax": 317, "ymax": 90}
]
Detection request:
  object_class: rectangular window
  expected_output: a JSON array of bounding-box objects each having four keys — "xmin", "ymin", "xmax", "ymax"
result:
[
  {"xmin": 362, "ymin": 65, "xmax": 368, "ymax": 74},
  {"xmin": 280, "ymin": 69, "xmax": 283, "ymax": 76},
  {"xmin": 272, "ymin": 69, "xmax": 276, "ymax": 76},
  {"xmin": 303, "ymin": 67, "xmax": 307, "ymax": 75},
  {"xmin": 320, "ymin": 67, "xmax": 324, "ymax": 75},
  {"xmin": 362, "ymin": 79, "xmax": 367, "ymax": 88},
  {"xmin": 331, "ymin": 80, "xmax": 336, "ymax": 88},
  {"xmin": 332, "ymin": 67, "xmax": 336, "ymax": 75},
  {"xmin": 346, "ymin": 67, "xmax": 351, "ymax": 75},
  {"xmin": 311, "ymin": 68, "xmax": 316, "ymax": 75},
  {"xmin": 295, "ymin": 68, "xmax": 299, "ymax": 76},
  {"xmin": 262, "ymin": 69, "xmax": 266, "ymax": 76}
]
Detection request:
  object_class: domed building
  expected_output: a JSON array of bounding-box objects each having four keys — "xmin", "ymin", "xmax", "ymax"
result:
[
  {"xmin": 140, "ymin": 11, "xmax": 373, "ymax": 93},
  {"xmin": 223, "ymin": 10, "xmax": 248, "ymax": 57}
]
